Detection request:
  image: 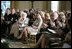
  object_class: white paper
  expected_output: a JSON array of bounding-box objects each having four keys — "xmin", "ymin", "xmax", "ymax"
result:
[
  {"xmin": 22, "ymin": 24, "xmax": 25, "ymax": 27},
  {"xmin": 48, "ymin": 28, "xmax": 56, "ymax": 33}
]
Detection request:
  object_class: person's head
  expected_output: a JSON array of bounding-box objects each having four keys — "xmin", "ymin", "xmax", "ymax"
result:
[
  {"xmin": 34, "ymin": 11, "xmax": 42, "ymax": 19},
  {"xmin": 67, "ymin": 18, "xmax": 71, "ymax": 31},
  {"xmin": 11, "ymin": 8, "xmax": 16, "ymax": 14},
  {"xmin": 50, "ymin": 12, "xmax": 58, "ymax": 20},
  {"xmin": 39, "ymin": 11, "xmax": 45, "ymax": 18},
  {"xmin": 20, "ymin": 11, "xmax": 27, "ymax": 19},
  {"xmin": 66, "ymin": 12, "xmax": 71, "ymax": 20},
  {"xmin": 59, "ymin": 12, "xmax": 66, "ymax": 22},
  {"xmin": 6, "ymin": 8, "xmax": 11, "ymax": 15},
  {"xmin": 16, "ymin": 8, "xmax": 20, "ymax": 13},
  {"xmin": 45, "ymin": 13, "xmax": 50, "ymax": 20},
  {"xmin": 24, "ymin": 9, "xmax": 29, "ymax": 13},
  {"xmin": 29, "ymin": 9, "xmax": 34, "ymax": 14},
  {"xmin": 36, "ymin": 13, "xmax": 42, "ymax": 19}
]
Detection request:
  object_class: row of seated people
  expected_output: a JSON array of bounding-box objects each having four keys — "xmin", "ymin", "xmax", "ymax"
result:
[{"xmin": 1, "ymin": 8, "xmax": 71, "ymax": 48}]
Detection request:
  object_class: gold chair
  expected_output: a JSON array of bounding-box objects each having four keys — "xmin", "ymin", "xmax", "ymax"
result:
[{"xmin": 29, "ymin": 32, "xmax": 37, "ymax": 44}]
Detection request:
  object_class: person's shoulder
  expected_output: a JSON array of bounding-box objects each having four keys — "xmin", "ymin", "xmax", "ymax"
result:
[
  {"xmin": 9, "ymin": 14, "xmax": 11, "ymax": 16},
  {"xmin": 12, "ymin": 13, "xmax": 17, "ymax": 16},
  {"xmin": 26, "ymin": 18, "xmax": 29, "ymax": 20},
  {"xmin": 15, "ymin": 13, "xmax": 17, "ymax": 15},
  {"xmin": 4, "ymin": 13, "xmax": 7, "ymax": 16}
]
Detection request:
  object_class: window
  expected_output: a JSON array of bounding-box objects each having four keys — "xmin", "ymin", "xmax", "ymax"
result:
[
  {"xmin": 1, "ymin": 1, "xmax": 10, "ymax": 16},
  {"xmin": 51, "ymin": 1, "xmax": 59, "ymax": 12}
]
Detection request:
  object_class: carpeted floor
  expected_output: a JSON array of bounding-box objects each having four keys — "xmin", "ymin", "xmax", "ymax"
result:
[{"xmin": 2, "ymin": 38, "xmax": 35, "ymax": 48}]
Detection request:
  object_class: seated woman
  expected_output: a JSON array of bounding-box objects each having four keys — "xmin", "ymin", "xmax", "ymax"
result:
[
  {"xmin": 34, "ymin": 12, "xmax": 63, "ymax": 48},
  {"xmin": 44, "ymin": 13, "xmax": 50, "ymax": 23},
  {"xmin": 58, "ymin": 12, "xmax": 68, "ymax": 40},
  {"xmin": 36, "ymin": 13, "xmax": 50, "ymax": 45},
  {"xmin": 58, "ymin": 12, "xmax": 66, "ymax": 28},
  {"xmin": 11, "ymin": 8, "xmax": 18, "ymax": 25},
  {"xmin": 62, "ymin": 17, "xmax": 71, "ymax": 48},
  {"xmin": 17, "ymin": 12, "xmax": 43, "ymax": 43},
  {"xmin": 10, "ymin": 11, "xmax": 29, "ymax": 39},
  {"xmin": 9, "ymin": 8, "xmax": 19, "ymax": 39},
  {"xmin": 1, "ymin": 9, "xmax": 6, "ymax": 37},
  {"xmin": 18, "ymin": 11, "xmax": 29, "ymax": 34},
  {"xmin": 16, "ymin": 8, "xmax": 20, "ymax": 19},
  {"xmin": 39, "ymin": 11, "xmax": 45, "ymax": 23},
  {"xmin": 4, "ymin": 8, "xmax": 12, "ymax": 36},
  {"xmin": 28, "ymin": 9, "xmax": 36, "ymax": 26}
]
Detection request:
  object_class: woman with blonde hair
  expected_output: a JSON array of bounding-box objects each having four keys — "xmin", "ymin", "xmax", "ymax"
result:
[
  {"xmin": 18, "ymin": 11, "xmax": 29, "ymax": 31},
  {"xmin": 10, "ymin": 11, "xmax": 29, "ymax": 39},
  {"xmin": 58, "ymin": 12, "xmax": 66, "ymax": 28},
  {"xmin": 44, "ymin": 13, "xmax": 50, "ymax": 24},
  {"xmin": 34, "ymin": 12, "xmax": 63, "ymax": 48},
  {"xmin": 38, "ymin": 11, "xmax": 45, "ymax": 22},
  {"xmin": 17, "ymin": 12, "xmax": 43, "ymax": 43}
]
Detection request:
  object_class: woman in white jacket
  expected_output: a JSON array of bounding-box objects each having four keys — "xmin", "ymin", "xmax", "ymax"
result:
[
  {"xmin": 17, "ymin": 12, "xmax": 43, "ymax": 43},
  {"xmin": 18, "ymin": 11, "xmax": 29, "ymax": 30},
  {"xmin": 10, "ymin": 11, "xmax": 29, "ymax": 38}
]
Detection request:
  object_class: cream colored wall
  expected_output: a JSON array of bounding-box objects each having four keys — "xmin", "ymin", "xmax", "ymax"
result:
[
  {"xmin": 17, "ymin": 1, "xmax": 31, "ymax": 11},
  {"xmin": 17, "ymin": 1, "xmax": 43, "ymax": 11},
  {"xmin": 59, "ymin": 1, "xmax": 71, "ymax": 11},
  {"xmin": 47, "ymin": 1, "xmax": 51, "ymax": 12},
  {"xmin": 66, "ymin": 1, "xmax": 71, "ymax": 11},
  {"xmin": 11, "ymin": 1, "xmax": 71, "ymax": 11},
  {"xmin": 33, "ymin": 1, "xmax": 43, "ymax": 10},
  {"xmin": 11, "ymin": 1, "xmax": 43, "ymax": 10}
]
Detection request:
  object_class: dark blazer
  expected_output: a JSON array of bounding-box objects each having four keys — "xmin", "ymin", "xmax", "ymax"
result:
[
  {"xmin": 11, "ymin": 13, "xmax": 18, "ymax": 24},
  {"xmin": 4, "ymin": 13, "xmax": 11, "ymax": 21}
]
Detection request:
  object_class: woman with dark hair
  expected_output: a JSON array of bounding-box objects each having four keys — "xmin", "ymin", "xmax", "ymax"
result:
[
  {"xmin": 28, "ymin": 9, "xmax": 35, "ymax": 26},
  {"xmin": 4, "ymin": 8, "xmax": 12, "ymax": 36},
  {"xmin": 62, "ymin": 17, "xmax": 71, "ymax": 48},
  {"xmin": 4, "ymin": 8, "xmax": 11, "ymax": 21},
  {"xmin": 16, "ymin": 8, "xmax": 20, "ymax": 19},
  {"xmin": 5, "ymin": 8, "xmax": 19, "ymax": 39},
  {"xmin": 11, "ymin": 8, "xmax": 19, "ymax": 24},
  {"xmin": 1, "ymin": 9, "xmax": 6, "ymax": 37}
]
